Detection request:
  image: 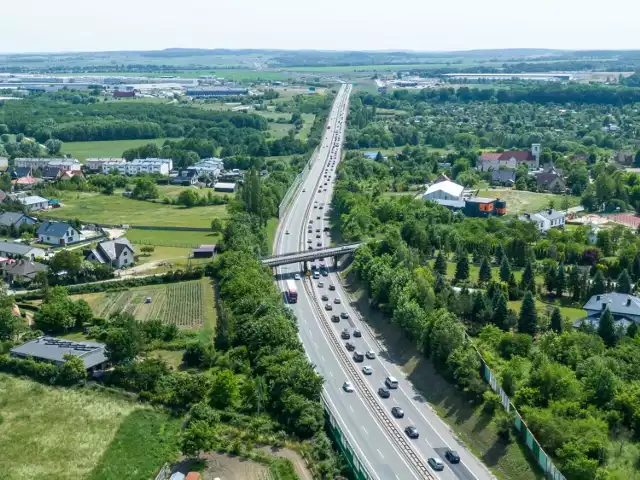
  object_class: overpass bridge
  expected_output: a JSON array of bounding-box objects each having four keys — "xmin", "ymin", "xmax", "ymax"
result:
[{"xmin": 261, "ymin": 243, "xmax": 361, "ymax": 267}]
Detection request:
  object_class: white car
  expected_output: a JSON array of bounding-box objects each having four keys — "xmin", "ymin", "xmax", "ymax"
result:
[
  {"xmin": 343, "ymin": 381, "xmax": 354, "ymax": 392},
  {"xmin": 362, "ymin": 365, "xmax": 373, "ymax": 375},
  {"xmin": 294, "ymin": 274, "xmax": 301, "ymax": 280},
  {"xmin": 365, "ymin": 351, "xmax": 376, "ymax": 360}
]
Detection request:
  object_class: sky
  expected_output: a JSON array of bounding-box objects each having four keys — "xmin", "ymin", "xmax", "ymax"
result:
[{"xmin": 2, "ymin": 0, "xmax": 639, "ymax": 53}]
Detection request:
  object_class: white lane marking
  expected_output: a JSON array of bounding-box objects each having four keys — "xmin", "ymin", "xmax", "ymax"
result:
[
  {"xmin": 362, "ymin": 426, "xmax": 368, "ymax": 435},
  {"xmin": 312, "ymin": 341, "xmax": 318, "ymax": 349},
  {"xmin": 377, "ymin": 449, "xmax": 384, "ymax": 459},
  {"xmin": 349, "ymin": 405, "xmax": 354, "ymax": 413},
  {"xmin": 328, "ymin": 371, "xmax": 333, "ymax": 377},
  {"xmin": 321, "ymin": 355, "xmax": 325, "ymax": 362}
]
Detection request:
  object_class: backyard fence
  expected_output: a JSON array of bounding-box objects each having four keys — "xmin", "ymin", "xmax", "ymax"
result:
[{"xmin": 465, "ymin": 334, "xmax": 566, "ymax": 480}]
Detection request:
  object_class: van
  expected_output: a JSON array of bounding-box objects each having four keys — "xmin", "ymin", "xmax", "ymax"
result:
[
  {"xmin": 353, "ymin": 351, "xmax": 364, "ymax": 362},
  {"xmin": 385, "ymin": 376, "xmax": 398, "ymax": 389},
  {"xmin": 312, "ymin": 271, "xmax": 320, "ymax": 279}
]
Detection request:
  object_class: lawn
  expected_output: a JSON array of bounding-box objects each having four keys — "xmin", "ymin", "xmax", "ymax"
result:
[
  {"xmin": 476, "ymin": 189, "xmax": 580, "ymax": 215},
  {"xmin": 74, "ymin": 278, "xmax": 216, "ymax": 330},
  {"xmin": 266, "ymin": 218, "xmax": 279, "ymax": 253},
  {"xmin": 39, "ymin": 191, "xmax": 227, "ymax": 228},
  {"xmin": 442, "ymin": 259, "xmax": 545, "ymax": 286},
  {"xmin": 127, "ymin": 229, "xmax": 221, "ymax": 248},
  {"xmin": 508, "ymin": 300, "xmax": 586, "ymax": 322},
  {"xmin": 62, "ymin": 138, "xmax": 178, "ymax": 161},
  {"xmin": 0, "ymin": 373, "xmax": 180, "ymax": 480}
]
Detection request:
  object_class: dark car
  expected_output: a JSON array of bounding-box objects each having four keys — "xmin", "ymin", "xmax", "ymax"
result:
[
  {"xmin": 378, "ymin": 387, "xmax": 390, "ymax": 398},
  {"xmin": 353, "ymin": 329, "xmax": 361, "ymax": 337},
  {"xmin": 331, "ymin": 314, "xmax": 340, "ymax": 322},
  {"xmin": 340, "ymin": 311, "xmax": 349, "ymax": 319},
  {"xmin": 405, "ymin": 426, "xmax": 419, "ymax": 439},
  {"xmin": 352, "ymin": 351, "xmax": 364, "ymax": 362},
  {"xmin": 325, "ymin": 303, "xmax": 333, "ymax": 311},
  {"xmin": 321, "ymin": 294, "xmax": 329, "ymax": 301},
  {"xmin": 341, "ymin": 329, "xmax": 350, "ymax": 339},
  {"xmin": 345, "ymin": 341, "xmax": 355, "ymax": 351},
  {"xmin": 329, "ymin": 284, "xmax": 336, "ymax": 291},
  {"xmin": 391, "ymin": 406, "xmax": 404, "ymax": 418},
  {"xmin": 444, "ymin": 450, "xmax": 460, "ymax": 464}
]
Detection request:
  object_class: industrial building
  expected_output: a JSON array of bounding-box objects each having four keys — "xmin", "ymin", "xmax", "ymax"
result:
[{"xmin": 186, "ymin": 87, "xmax": 249, "ymax": 97}]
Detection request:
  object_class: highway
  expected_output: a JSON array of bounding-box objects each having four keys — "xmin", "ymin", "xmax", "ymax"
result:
[{"xmin": 274, "ymin": 84, "xmax": 494, "ymax": 480}]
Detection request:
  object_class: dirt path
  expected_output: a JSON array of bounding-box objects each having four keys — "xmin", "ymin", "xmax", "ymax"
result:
[{"xmin": 258, "ymin": 446, "xmax": 313, "ymax": 480}]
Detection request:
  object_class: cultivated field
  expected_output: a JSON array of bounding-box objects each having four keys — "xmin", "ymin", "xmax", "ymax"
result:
[
  {"xmin": 0, "ymin": 373, "xmax": 180, "ymax": 480},
  {"xmin": 77, "ymin": 279, "xmax": 215, "ymax": 329},
  {"xmin": 476, "ymin": 188, "xmax": 580, "ymax": 215},
  {"xmin": 62, "ymin": 138, "xmax": 178, "ymax": 161},
  {"xmin": 39, "ymin": 191, "xmax": 227, "ymax": 228}
]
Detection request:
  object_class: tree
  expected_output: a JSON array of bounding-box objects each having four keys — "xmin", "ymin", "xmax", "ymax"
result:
[
  {"xmin": 632, "ymin": 255, "xmax": 640, "ymax": 282},
  {"xmin": 518, "ymin": 291, "xmax": 538, "ymax": 336},
  {"xmin": 578, "ymin": 356, "xmax": 619, "ymax": 407},
  {"xmin": 478, "ymin": 256, "xmax": 492, "ymax": 283},
  {"xmin": 568, "ymin": 265, "xmax": 582, "ymax": 301},
  {"xmin": 492, "ymin": 292, "xmax": 509, "ymax": 331},
  {"xmin": 35, "ymin": 300, "xmax": 75, "ymax": 332},
  {"xmin": 454, "ymin": 253, "xmax": 469, "ymax": 282},
  {"xmin": 598, "ymin": 307, "xmax": 617, "ymax": 347},
  {"xmin": 627, "ymin": 321, "xmax": 638, "ymax": 338},
  {"xmin": 591, "ymin": 270, "xmax": 607, "ymax": 296},
  {"xmin": 0, "ymin": 307, "xmax": 22, "ymax": 340},
  {"xmin": 211, "ymin": 218, "xmax": 224, "ymax": 233},
  {"xmin": 105, "ymin": 326, "xmax": 141, "ymax": 364},
  {"xmin": 44, "ymin": 138, "xmax": 63, "ymax": 155},
  {"xmin": 544, "ymin": 264, "xmax": 556, "ymax": 294},
  {"xmin": 494, "ymin": 243, "xmax": 505, "ymax": 265},
  {"xmin": 140, "ymin": 245, "xmax": 155, "ymax": 256},
  {"xmin": 520, "ymin": 259, "xmax": 535, "ymax": 292},
  {"xmin": 132, "ymin": 178, "xmax": 159, "ymax": 200},
  {"xmin": 555, "ymin": 263, "xmax": 566, "ymax": 298},
  {"xmin": 181, "ymin": 420, "xmax": 216, "ymax": 457},
  {"xmin": 177, "ymin": 189, "xmax": 199, "ymax": 208},
  {"xmin": 210, "ymin": 369, "xmax": 241, "ymax": 410},
  {"xmin": 58, "ymin": 354, "xmax": 87, "ymax": 385},
  {"xmin": 72, "ymin": 299, "xmax": 94, "ymax": 326},
  {"xmin": 499, "ymin": 256, "xmax": 511, "ymax": 283},
  {"xmin": 550, "ymin": 307, "xmax": 563, "ymax": 333},
  {"xmin": 616, "ymin": 269, "xmax": 632, "ymax": 294}
]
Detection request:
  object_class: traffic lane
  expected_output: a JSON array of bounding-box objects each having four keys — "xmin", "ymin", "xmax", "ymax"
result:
[
  {"xmin": 292, "ymin": 288, "xmax": 420, "ymax": 480},
  {"xmin": 326, "ymin": 273, "xmax": 491, "ymax": 480}
]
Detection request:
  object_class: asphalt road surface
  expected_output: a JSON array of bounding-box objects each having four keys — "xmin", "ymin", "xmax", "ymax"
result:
[{"xmin": 274, "ymin": 84, "xmax": 494, "ymax": 480}]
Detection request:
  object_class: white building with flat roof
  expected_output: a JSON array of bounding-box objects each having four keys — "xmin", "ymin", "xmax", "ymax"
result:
[
  {"xmin": 14, "ymin": 158, "xmax": 80, "ymax": 171},
  {"xmin": 86, "ymin": 158, "xmax": 126, "ymax": 172},
  {"xmin": 102, "ymin": 158, "xmax": 173, "ymax": 176}
]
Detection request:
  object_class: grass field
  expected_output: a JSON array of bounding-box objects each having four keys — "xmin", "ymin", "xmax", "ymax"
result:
[
  {"xmin": 476, "ymin": 189, "xmax": 580, "ymax": 215},
  {"xmin": 62, "ymin": 138, "xmax": 178, "ymax": 161},
  {"xmin": 126, "ymin": 228, "xmax": 221, "ymax": 248},
  {"xmin": 508, "ymin": 300, "xmax": 586, "ymax": 322},
  {"xmin": 0, "ymin": 373, "xmax": 180, "ymax": 480},
  {"xmin": 40, "ymin": 191, "xmax": 227, "ymax": 228},
  {"xmin": 75, "ymin": 278, "xmax": 215, "ymax": 330}
]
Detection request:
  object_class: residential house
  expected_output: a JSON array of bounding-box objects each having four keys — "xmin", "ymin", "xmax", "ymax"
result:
[
  {"xmin": 213, "ymin": 182, "xmax": 236, "ymax": 193},
  {"xmin": 0, "ymin": 212, "xmax": 37, "ymax": 229},
  {"xmin": 43, "ymin": 165, "xmax": 62, "ymax": 180},
  {"xmin": 58, "ymin": 170, "xmax": 84, "ymax": 181},
  {"xmin": 433, "ymin": 173, "xmax": 451, "ymax": 184},
  {"xmin": 0, "ymin": 241, "xmax": 46, "ymax": 260},
  {"xmin": 37, "ymin": 221, "xmax": 81, "ymax": 246},
  {"xmin": 190, "ymin": 158, "xmax": 224, "ymax": 175},
  {"xmin": 9, "ymin": 166, "xmax": 32, "ymax": 180},
  {"xmin": 574, "ymin": 293, "xmax": 640, "ymax": 329},
  {"xmin": 0, "ymin": 157, "xmax": 8, "ymax": 172},
  {"xmin": 477, "ymin": 143, "xmax": 541, "ymax": 171},
  {"xmin": 0, "ymin": 259, "xmax": 47, "ymax": 285},
  {"xmin": 13, "ymin": 176, "xmax": 42, "ymax": 189},
  {"xmin": 518, "ymin": 209, "xmax": 566, "ymax": 233},
  {"xmin": 490, "ymin": 169, "xmax": 516, "ymax": 186},
  {"xmin": 14, "ymin": 158, "xmax": 80, "ymax": 171},
  {"xmin": 535, "ymin": 165, "xmax": 566, "ymax": 193},
  {"xmin": 10, "ymin": 336, "xmax": 108, "ymax": 372},
  {"xmin": 85, "ymin": 237, "xmax": 135, "ymax": 269},
  {"xmin": 86, "ymin": 158, "xmax": 126, "ymax": 172},
  {"xmin": 171, "ymin": 169, "xmax": 199, "ymax": 185},
  {"xmin": 101, "ymin": 158, "xmax": 173, "ymax": 176},
  {"xmin": 423, "ymin": 180, "xmax": 465, "ymax": 208},
  {"xmin": 15, "ymin": 195, "xmax": 49, "ymax": 211},
  {"xmin": 612, "ymin": 151, "xmax": 635, "ymax": 165}
]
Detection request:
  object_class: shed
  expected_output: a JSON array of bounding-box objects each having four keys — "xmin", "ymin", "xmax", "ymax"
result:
[
  {"xmin": 213, "ymin": 182, "xmax": 236, "ymax": 193},
  {"xmin": 192, "ymin": 244, "xmax": 216, "ymax": 258}
]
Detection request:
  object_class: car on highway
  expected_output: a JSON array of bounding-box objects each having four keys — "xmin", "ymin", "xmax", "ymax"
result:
[
  {"xmin": 334, "ymin": 298, "xmax": 341, "ymax": 304},
  {"xmin": 345, "ymin": 341, "xmax": 355, "ymax": 351},
  {"xmin": 316, "ymin": 242, "xmax": 322, "ymax": 247},
  {"xmin": 319, "ymin": 205, "xmax": 324, "ymax": 209},
  {"xmin": 428, "ymin": 457, "xmax": 445, "ymax": 471},
  {"xmin": 444, "ymin": 450, "xmax": 460, "ymax": 464},
  {"xmin": 285, "ymin": 230, "xmax": 289, "ymax": 235},
  {"xmin": 385, "ymin": 376, "xmax": 399, "ymax": 389},
  {"xmin": 325, "ymin": 304, "xmax": 333, "ymax": 311},
  {"xmin": 307, "ymin": 239, "xmax": 312, "ymax": 244},
  {"xmin": 316, "ymin": 228, "xmax": 320, "ymax": 232},
  {"xmin": 341, "ymin": 329, "xmax": 350, "ymax": 339},
  {"xmin": 316, "ymin": 216, "xmax": 320, "ymax": 219},
  {"xmin": 294, "ymin": 274, "xmax": 301, "ymax": 280},
  {"xmin": 365, "ymin": 351, "xmax": 376, "ymax": 360},
  {"xmin": 353, "ymin": 329, "xmax": 361, "ymax": 337},
  {"xmin": 340, "ymin": 311, "xmax": 349, "ymax": 319},
  {"xmin": 322, "ymin": 270, "xmax": 329, "ymax": 277},
  {"xmin": 391, "ymin": 406, "xmax": 404, "ymax": 418},
  {"xmin": 342, "ymin": 381, "xmax": 354, "ymax": 393},
  {"xmin": 321, "ymin": 294, "xmax": 329, "ymax": 301},
  {"xmin": 302, "ymin": 188, "xmax": 306, "ymax": 192},
  {"xmin": 313, "ymin": 205, "xmax": 317, "ymax": 209},
  {"xmin": 362, "ymin": 365, "xmax": 373, "ymax": 375},
  {"xmin": 329, "ymin": 284, "xmax": 336, "ymax": 291},
  {"xmin": 378, "ymin": 387, "xmax": 390, "ymax": 398},
  {"xmin": 318, "ymin": 282, "xmax": 324, "ymax": 288},
  {"xmin": 331, "ymin": 314, "xmax": 340, "ymax": 322},
  {"xmin": 308, "ymin": 246, "xmax": 313, "ymax": 250},
  {"xmin": 309, "ymin": 219, "xmax": 313, "ymax": 224},
  {"xmin": 405, "ymin": 426, "xmax": 419, "ymax": 439}
]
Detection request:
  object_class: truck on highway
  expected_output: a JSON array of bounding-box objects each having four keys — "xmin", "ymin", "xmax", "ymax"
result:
[{"xmin": 286, "ymin": 279, "xmax": 298, "ymax": 303}]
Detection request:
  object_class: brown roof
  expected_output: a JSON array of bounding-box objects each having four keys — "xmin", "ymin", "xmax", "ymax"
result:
[
  {"xmin": 498, "ymin": 150, "xmax": 535, "ymax": 162},
  {"xmin": 480, "ymin": 153, "xmax": 501, "ymax": 161}
]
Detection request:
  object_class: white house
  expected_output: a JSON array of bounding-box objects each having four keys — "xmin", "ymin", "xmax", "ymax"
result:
[
  {"xmin": 423, "ymin": 180, "xmax": 464, "ymax": 201},
  {"xmin": 518, "ymin": 209, "xmax": 566, "ymax": 233},
  {"xmin": 86, "ymin": 237, "xmax": 135, "ymax": 269},
  {"xmin": 102, "ymin": 158, "xmax": 173, "ymax": 176},
  {"xmin": 86, "ymin": 158, "xmax": 126, "ymax": 172},
  {"xmin": 17, "ymin": 195, "xmax": 49, "ymax": 211},
  {"xmin": 14, "ymin": 158, "xmax": 80, "ymax": 171},
  {"xmin": 477, "ymin": 144, "xmax": 541, "ymax": 171},
  {"xmin": 37, "ymin": 221, "xmax": 81, "ymax": 246}
]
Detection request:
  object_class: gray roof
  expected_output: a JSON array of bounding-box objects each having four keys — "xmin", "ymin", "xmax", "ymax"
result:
[
  {"xmin": 20, "ymin": 195, "xmax": 48, "ymax": 206},
  {"xmin": 431, "ymin": 198, "xmax": 466, "ymax": 209},
  {"xmin": 538, "ymin": 209, "xmax": 566, "ymax": 222},
  {"xmin": 583, "ymin": 293, "xmax": 640, "ymax": 317},
  {"xmin": 573, "ymin": 315, "xmax": 634, "ymax": 330},
  {"xmin": 0, "ymin": 241, "xmax": 45, "ymax": 257},
  {"xmin": 1, "ymin": 260, "xmax": 47, "ymax": 278},
  {"xmin": 94, "ymin": 237, "xmax": 134, "ymax": 262},
  {"xmin": 37, "ymin": 221, "xmax": 76, "ymax": 238},
  {"xmin": 491, "ymin": 170, "xmax": 516, "ymax": 183},
  {"xmin": 10, "ymin": 336, "xmax": 107, "ymax": 369},
  {"xmin": 0, "ymin": 212, "xmax": 32, "ymax": 227}
]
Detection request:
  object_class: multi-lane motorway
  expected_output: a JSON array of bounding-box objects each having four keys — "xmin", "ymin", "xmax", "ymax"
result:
[{"xmin": 274, "ymin": 84, "xmax": 494, "ymax": 480}]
